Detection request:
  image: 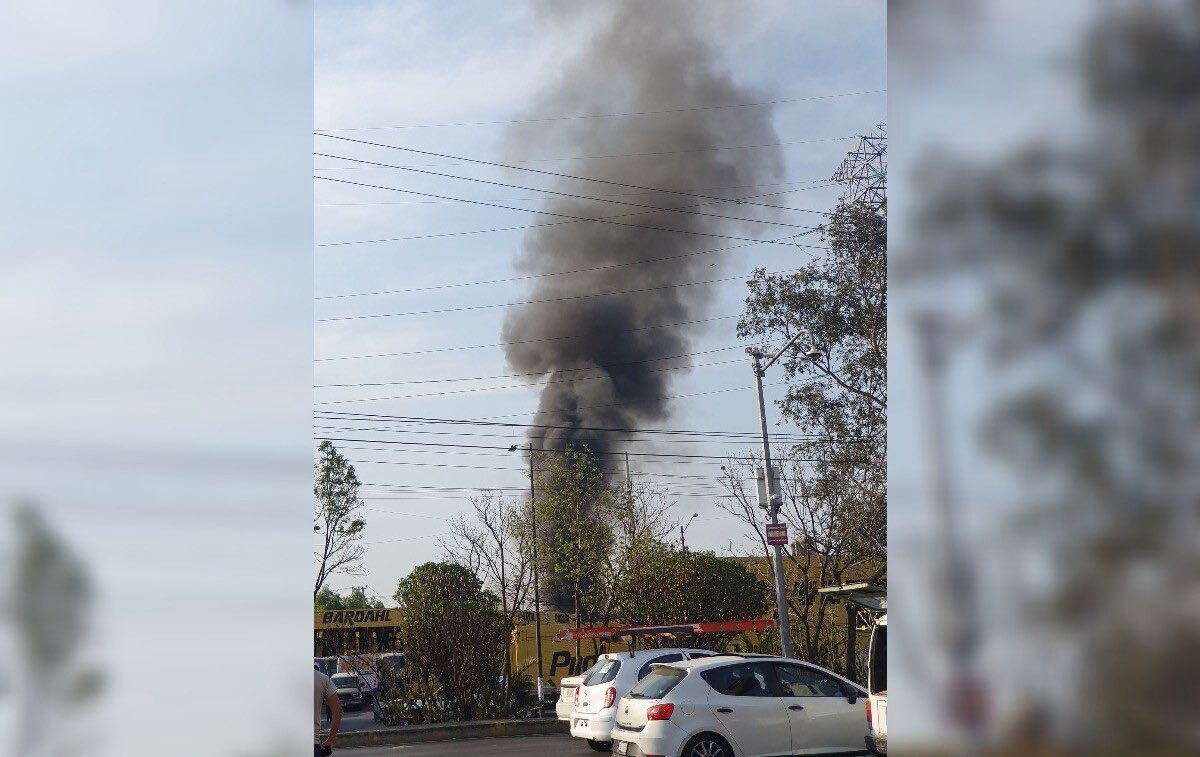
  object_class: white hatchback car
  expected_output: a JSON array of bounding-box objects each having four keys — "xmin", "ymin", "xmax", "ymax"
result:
[
  {"xmin": 569, "ymin": 648, "xmax": 722, "ymax": 751},
  {"xmin": 610, "ymin": 655, "xmax": 868, "ymax": 757}
]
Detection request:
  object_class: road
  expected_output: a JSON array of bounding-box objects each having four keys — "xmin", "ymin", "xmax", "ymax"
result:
[{"xmin": 344, "ymin": 735, "xmax": 586, "ymax": 756}]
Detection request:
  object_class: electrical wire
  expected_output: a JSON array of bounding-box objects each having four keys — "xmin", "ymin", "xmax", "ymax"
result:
[
  {"xmin": 315, "ymin": 132, "xmax": 844, "ymax": 215},
  {"xmin": 315, "ymin": 346, "xmax": 740, "ymax": 388},
  {"xmin": 314, "ymin": 315, "xmax": 741, "ymax": 361},
  {"xmin": 316, "ymin": 268, "xmax": 799, "ymax": 322},
  {"xmin": 315, "ymin": 151, "xmax": 830, "ymax": 225}
]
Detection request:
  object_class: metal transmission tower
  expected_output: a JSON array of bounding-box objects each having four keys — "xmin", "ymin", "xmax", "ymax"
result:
[{"xmin": 831, "ymin": 123, "xmax": 887, "ymax": 209}]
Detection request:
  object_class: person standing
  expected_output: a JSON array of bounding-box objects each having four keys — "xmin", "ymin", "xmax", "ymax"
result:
[{"xmin": 315, "ymin": 668, "xmax": 342, "ymax": 755}]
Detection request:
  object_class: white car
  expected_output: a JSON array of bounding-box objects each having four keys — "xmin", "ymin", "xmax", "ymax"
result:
[
  {"xmin": 866, "ymin": 615, "xmax": 887, "ymax": 755},
  {"xmin": 557, "ymin": 674, "xmax": 586, "ymax": 721},
  {"xmin": 569, "ymin": 649, "xmax": 721, "ymax": 751},
  {"xmin": 610, "ymin": 655, "xmax": 868, "ymax": 757}
]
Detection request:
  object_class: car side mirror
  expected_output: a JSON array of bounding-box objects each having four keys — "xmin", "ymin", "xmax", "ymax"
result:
[{"xmin": 847, "ymin": 693, "xmax": 859, "ymax": 704}]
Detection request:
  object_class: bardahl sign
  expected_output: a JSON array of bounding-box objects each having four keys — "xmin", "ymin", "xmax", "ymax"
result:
[
  {"xmin": 315, "ymin": 609, "xmax": 400, "ymax": 629},
  {"xmin": 765, "ymin": 523, "xmax": 788, "ymax": 546}
]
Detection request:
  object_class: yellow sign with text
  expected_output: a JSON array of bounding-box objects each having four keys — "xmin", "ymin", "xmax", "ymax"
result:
[{"xmin": 314, "ymin": 608, "xmax": 402, "ymax": 630}]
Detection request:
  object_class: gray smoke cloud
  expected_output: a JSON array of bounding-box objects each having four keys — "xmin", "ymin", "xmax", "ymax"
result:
[{"xmin": 502, "ymin": 0, "xmax": 786, "ymax": 459}]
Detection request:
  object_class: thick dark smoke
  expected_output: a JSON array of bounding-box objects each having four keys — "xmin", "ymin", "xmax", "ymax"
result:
[{"xmin": 503, "ymin": 1, "xmax": 786, "ymax": 460}]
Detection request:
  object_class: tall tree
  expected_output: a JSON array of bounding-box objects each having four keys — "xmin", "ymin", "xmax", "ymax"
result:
[
  {"xmin": 530, "ymin": 445, "xmax": 617, "ymax": 618},
  {"xmin": 392, "ymin": 562, "xmax": 508, "ymax": 723},
  {"xmin": 612, "ymin": 544, "xmax": 769, "ymax": 650},
  {"xmin": 313, "ymin": 441, "xmax": 366, "ymax": 601},
  {"xmin": 738, "ymin": 198, "xmax": 887, "ymax": 563},
  {"xmin": 443, "ymin": 491, "xmax": 534, "ymax": 700}
]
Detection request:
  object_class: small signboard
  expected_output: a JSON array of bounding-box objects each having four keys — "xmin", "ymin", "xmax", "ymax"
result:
[{"xmin": 765, "ymin": 523, "xmax": 788, "ymax": 546}]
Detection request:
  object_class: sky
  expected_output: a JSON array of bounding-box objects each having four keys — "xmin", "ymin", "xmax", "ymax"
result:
[
  {"xmin": 315, "ymin": 0, "xmax": 887, "ymax": 604},
  {"xmin": 0, "ymin": 2, "xmax": 313, "ymax": 754}
]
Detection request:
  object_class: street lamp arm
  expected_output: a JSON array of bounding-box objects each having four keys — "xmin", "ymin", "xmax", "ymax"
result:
[{"xmin": 760, "ymin": 329, "xmax": 811, "ymax": 374}]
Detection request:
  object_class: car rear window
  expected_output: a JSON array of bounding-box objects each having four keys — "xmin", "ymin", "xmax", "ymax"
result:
[
  {"xmin": 638, "ymin": 653, "xmax": 683, "ymax": 680},
  {"xmin": 583, "ymin": 658, "xmax": 621, "ymax": 686},
  {"xmin": 627, "ymin": 666, "xmax": 686, "ymax": 699}
]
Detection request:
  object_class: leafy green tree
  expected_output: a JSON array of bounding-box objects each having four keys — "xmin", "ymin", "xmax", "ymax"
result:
[
  {"xmin": 738, "ymin": 198, "xmax": 887, "ymax": 562},
  {"xmin": 315, "ymin": 585, "xmax": 384, "ymax": 610},
  {"xmin": 4, "ymin": 505, "xmax": 104, "ymax": 753},
  {"xmin": 392, "ymin": 562, "xmax": 508, "ymax": 722},
  {"xmin": 314, "ymin": 441, "xmax": 366, "ymax": 601},
  {"xmin": 613, "ymin": 544, "xmax": 769, "ymax": 650},
  {"xmin": 530, "ymin": 445, "xmax": 616, "ymax": 617}
]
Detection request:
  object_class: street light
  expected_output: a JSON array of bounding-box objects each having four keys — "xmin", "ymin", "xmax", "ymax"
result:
[
  {"xmin": 510, "ymin": 442, "xmax": 546, "ymax": 706},
  {"xmin": 748, "ymin": 328, "xmax": 821, "ymax": 660},
  {"xmin": 680, "ymin": 513, "xmax": 699, "ymax": 554}
]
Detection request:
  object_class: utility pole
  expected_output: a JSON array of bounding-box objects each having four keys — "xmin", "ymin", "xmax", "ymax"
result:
[
  {"xmin": 624, "ymin": 451, "xmax": 632, "ymax": 497},
  {"xmin": 514, "ymin": 442, "xmax": 546, "ymax": 705},
  {"xmin": 748, "ymin": 329, "xmax": 820, "ymax": 661}
]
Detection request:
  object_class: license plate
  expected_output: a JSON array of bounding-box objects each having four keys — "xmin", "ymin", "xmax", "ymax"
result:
[{"xmin": 616, "ymin": 742, "xmax": 629, "ymax": 755}]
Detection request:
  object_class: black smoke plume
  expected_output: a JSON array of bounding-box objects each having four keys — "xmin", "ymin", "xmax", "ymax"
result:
[
  {"xmin": 502, "ymin": 2, "xmax": 786, "ymax": 614},
  {"xmin": 503, "ymin": 1, "xmax": 785, "ymax": 459}
]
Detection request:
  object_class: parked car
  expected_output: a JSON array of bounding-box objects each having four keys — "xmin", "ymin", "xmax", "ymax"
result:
[
  {"xmin": 866, "ymin": 615, "xmax": 887, "ymax": 755},
  {"xmin": 557, "ymin": 674, "xmax": 586, "ymax": 721},
  {"xmin": 569, "ymin": 648, "xmax": 721, "ymax": 751},
  {"xmin": 610, "ymin": 655, "xmax": 868, "ymax": 757},
  {"xmin": 330, "ymin": 672, "xmax": 367, "ymax": 710},
  {"xmin": 314, "ymin": 656, "xmax": 338, "ymax": 677}
]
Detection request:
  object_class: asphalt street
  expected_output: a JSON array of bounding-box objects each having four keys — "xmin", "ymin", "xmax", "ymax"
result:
[{"xmin": 343, "ymin": 735, "xmax": 586, "ymax": 756}]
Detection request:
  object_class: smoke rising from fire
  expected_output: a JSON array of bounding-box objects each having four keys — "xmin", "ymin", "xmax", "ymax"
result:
[{"xmin": 502, "ymin": 1, "xmax": 786, "ymax": 459}]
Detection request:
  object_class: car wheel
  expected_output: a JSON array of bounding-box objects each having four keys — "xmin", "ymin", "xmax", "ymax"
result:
[
  {"xmin": 586, "ymin": 739, "xmax": 612, "ymax": 752},
  {"xmin": 681, "ymin": 733, "xmax": 734, "ymax": 757}
]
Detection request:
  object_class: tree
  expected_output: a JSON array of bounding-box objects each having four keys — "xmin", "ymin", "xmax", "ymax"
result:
[
  {"xmin": 313, "ymin": 441, "xmax": 366, "ymax": 601},
  {"xmin": 901, "ymin": 4, "xmax": 1200, "ymax": 748},
  {"xmin": 530, "ymin": 445, "xmax": 617, "ymax": 618},
  {"xmin": 612, "ymin": 543, "xmax": 769, "ymax": 650},
  {"xmin": 442, "ymin": 491, "xmax": 534, "ymax": 701},
  {"xmin": 392, "ymin": 562, "xmax": 508, "ymax": 723},
  {"xmin": 738, "ymin": 197, "xmax": 887, "ymax": 564},
  {"xmin": 719, "ymin": 452, "xmax": 881, "ymax": 673},
  {"xmin": 3, "ymin": 505, "xmax": 104, "ymax": 755},
  {"xmin": 314, "ymin": 586, "xmax": 384, "ymax": 611}
]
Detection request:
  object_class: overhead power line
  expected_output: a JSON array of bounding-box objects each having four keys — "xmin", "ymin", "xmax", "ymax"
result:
[
  {"xmin": 315, "ymin": 88, "xmax": 885, "ymax": 131},
  {"xmin": 313, "ymin": 411, "xmax": 836, "ymax": 441},
  {"xmin": 315, "ymin": 358, "xmax": 745, "ymax": 401},
  {"xmin": 314, "ymin": 175, "xmax": 826, "ymax": 251},
  {"xmin": 316, "ymin": 268, "xmax": 800, "ymax": 323},
  {"xmin": 315, "ymin": 151, "xmax": 829, "ymax": 225},
  {"xmin": 320, "ymin": 439, "xmax": 871, "ymax": 467},
  {"xmin": 314, "ymin": 314, "xmax": 740, "ymax": 361},
  {"xmin": 316, "ymin": 179, "xmax": 838, "ymax": 206},
  {"xmin": 315, "ymin": 133, "xmax": 833, "ymax": 216},
  {"xmin": 315, "ymin": 345, "xmax": 742, "ymax": 388},
  {"xmin": 315, "ymin": 217, "xmax": 821, "ymax": 301},
  {"xmin": 312, "ymin": 421, "xmax": 868, "ymax": 448},
  {"xmin": 314, "ymin": 181, "xmax": 825, "ymax": 265}
]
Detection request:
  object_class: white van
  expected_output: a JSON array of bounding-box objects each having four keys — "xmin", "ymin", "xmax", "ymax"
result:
[{"xmin": 866, "ymin": 614, "xmax": 887, "ymax": 754}]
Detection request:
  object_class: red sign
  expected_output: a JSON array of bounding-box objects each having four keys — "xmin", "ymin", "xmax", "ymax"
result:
[
  {"xmin": 555, "ymin": 619, "xmax": 779, "ymax": 642},
  {"xmin": 765, "ymin": 523, "xmax": 788, "ymax": 546}
]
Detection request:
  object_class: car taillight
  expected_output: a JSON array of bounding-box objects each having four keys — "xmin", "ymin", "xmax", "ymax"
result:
[
  {"xmin": 573, "ymin": 688, "xmax": 580, "ymax": 705},
  {"xmin": 604, "ymin": 687, "xmax": 616, "ymax": 708},
  {"xmin": 865, "ymin": 698, "xmax": 872, "ymax": 728},
  {"xmin": 646, "ymin": 703, "xmax": 674, "ymax": 721}
]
